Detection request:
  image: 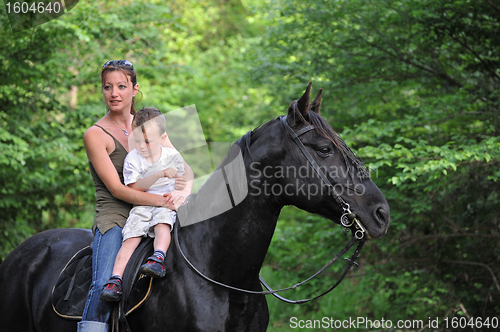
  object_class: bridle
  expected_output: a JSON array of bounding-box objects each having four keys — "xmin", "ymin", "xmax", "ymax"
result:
[
  {"xmin": 173, "ymin": 114, "xmax": 368, "ymax": 304},
  {"xmin": 279, "ymin": 115, "xmax": 369, "ymax": 241}
]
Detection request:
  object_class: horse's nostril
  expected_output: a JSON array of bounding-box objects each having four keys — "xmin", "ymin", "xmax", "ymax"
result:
[{"xmin": 375, "ymin": 207, "xmax": 389, "ymax": 226}]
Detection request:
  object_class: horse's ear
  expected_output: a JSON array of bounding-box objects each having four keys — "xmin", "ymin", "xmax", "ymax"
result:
[
  {"xmin": 310, "ymin": 88, "xmax": 322, "ymax": 114},
  {"xmin": 287, "ymin": 82, "xmax": 312, "ymax": 125},
  {"xmin": 297, "ymin": 81, "xmax": 312, "ymax": 116}
]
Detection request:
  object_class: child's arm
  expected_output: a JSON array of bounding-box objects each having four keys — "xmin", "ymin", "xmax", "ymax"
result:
[
  {"xmin": 161, "ymin": 134, "xmax": 193, "ymax": 192},
  {"xmin": 130, "ymin": 168, "xmax": 178, "ymax": 192},
  {"xmin": 161, "ymin": 135, "xmax": 194, "ymax": 209}
]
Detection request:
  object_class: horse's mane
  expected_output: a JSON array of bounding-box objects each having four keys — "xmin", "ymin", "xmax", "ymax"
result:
[
  {"xmin": 301, "ymin": 109, "xmax": 370, "ymax": 180},
  {"xmin": 235, "ymin": 104, "xmax": 370, "ymax": 180},
  {"xmin": 234, "ymin": 118, "xmax": 278, "ymax": 162}
]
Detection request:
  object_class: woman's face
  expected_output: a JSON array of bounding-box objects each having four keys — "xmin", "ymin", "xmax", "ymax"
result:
[{"xmin": 102, "ymin": 70, "xmax": 138, "ymax": 113}]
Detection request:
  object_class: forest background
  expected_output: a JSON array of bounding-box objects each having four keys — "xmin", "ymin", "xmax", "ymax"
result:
[{"xmin": 1, "ymin": 0, "xmax": 499, "ymax": 330}]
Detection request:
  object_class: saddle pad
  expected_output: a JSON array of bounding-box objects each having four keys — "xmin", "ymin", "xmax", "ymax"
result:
[{"xmin": 52, "ymin": 242, "xmax": 153, "ymax": 320}]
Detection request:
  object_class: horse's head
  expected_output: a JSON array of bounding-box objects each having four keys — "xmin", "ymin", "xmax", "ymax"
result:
[{"xmin": 246, "ymin": 83, "xmax": 390, "ymax": 239}]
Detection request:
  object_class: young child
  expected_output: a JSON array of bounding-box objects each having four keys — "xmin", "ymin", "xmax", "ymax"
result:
[{"xmin": 100, "ymin": 107, "xmax": 185, "ymax": 302}]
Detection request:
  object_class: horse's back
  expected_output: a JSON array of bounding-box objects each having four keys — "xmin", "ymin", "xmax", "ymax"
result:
[{"xmin": 0, "ymin": 228, "xmax": 92, "ymax": 332}]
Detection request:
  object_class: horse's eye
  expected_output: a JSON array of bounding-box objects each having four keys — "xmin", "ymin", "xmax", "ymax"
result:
[{"xmin": 317, "ymin": 146, "xmax": 332, "ymax": 156}]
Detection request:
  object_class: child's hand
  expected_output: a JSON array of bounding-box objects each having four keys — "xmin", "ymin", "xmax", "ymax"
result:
[
  {"xmin": 162, "ymin": 168, "xmax": 178, "ymax": 179},
  {"xmin": 174, "ymin": 174, "xmax": 187, "ymax": 190}
]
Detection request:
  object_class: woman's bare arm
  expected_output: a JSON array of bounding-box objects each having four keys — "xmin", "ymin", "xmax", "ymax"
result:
[{"xmin": 84, "ymin": 126, "xmax": 172, "ymax": 208}]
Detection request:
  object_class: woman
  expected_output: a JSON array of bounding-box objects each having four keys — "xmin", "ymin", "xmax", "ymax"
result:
[{"xmin": 78, "ymin": 60, "xmax": 193, "ymax": 332}]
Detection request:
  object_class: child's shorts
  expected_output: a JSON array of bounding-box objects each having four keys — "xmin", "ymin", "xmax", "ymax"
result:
[{"xmin": 122, "ymin": 206, "xmax": 176, "ymax": 241}]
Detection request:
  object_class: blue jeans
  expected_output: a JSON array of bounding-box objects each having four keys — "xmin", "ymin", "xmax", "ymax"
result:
[{"xmin": 78, "ymin": 226, "xmax": 122, "ymax": 331}]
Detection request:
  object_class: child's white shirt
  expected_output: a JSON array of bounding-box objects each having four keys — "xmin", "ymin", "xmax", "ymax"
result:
[{"xmin": 124, "ymin": 147, "xmax": 185, "ymax": 196}]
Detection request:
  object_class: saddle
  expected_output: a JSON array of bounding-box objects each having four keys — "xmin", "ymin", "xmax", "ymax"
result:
[{"xmin": 52, "ymin": 237, "xmax": 154, "ymax": 320}]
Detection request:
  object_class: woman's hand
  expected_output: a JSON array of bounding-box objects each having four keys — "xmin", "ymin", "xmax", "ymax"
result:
[{"xmin": 163, "ymin": 190, "xmax": 189, "ymax": 211}]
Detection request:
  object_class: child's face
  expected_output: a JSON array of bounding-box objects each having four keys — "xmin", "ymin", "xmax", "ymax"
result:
[{"xmin": 133, "ymin": 123, "xmax": 165, "ymax": 159}]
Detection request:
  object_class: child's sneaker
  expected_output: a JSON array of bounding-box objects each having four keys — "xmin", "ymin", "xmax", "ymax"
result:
[
  {"xmin": 99, "ymin": 278, "xmax": 122, "ymax": 302},
  {"xmin": 140, "ymin": 255, "xmax": 166, "ymax": 278}
]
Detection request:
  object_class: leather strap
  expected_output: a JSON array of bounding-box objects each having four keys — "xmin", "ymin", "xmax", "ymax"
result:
[
  {"xmin": 174, "ymin": 222, "xmax": 360, "ymax": 300},
  {"xmin": 63, "ymin": 254, "xmax": 90, "ymax": 301},
  {"xmin": 261, "ymin": 240, "xmax": 365, "ymax": 304},
  {"xmin": 280, "ymin": 116, "xmax": 346, "ymax": 206},
  {"xmin": 113, "ymin": 238, "xmax": 154, "ymax": 332},
  {"xmin": 172, "ymin": 115, "xmax": 365, "ymax": 304}
]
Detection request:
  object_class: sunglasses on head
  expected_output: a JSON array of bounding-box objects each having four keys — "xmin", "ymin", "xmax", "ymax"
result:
[{"xmin": 102, "ymin": 60, "xmax": 134, "ymax": 69}]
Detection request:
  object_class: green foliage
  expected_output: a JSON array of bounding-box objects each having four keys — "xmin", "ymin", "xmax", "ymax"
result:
[
  {"xmin": 0, "ymin": 6, "xmax": 95, "ymax": 257},
  {"xmin": 264, "ymin": 211, "xmax": 459, "ymax": 331},
  {"xmin": 1, "ymin": 0, "xmax": 499, "ymax": 328},
  {"xmin": 249, "ymin": 0, "xmax": 500, "ymax": 327},
  {"xmin": 0, "ymin": 0, "xmax": 265, "ymax": 258}
]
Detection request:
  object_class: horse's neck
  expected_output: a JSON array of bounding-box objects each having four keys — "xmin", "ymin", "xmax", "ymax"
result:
[{"xmin": 182, "ymin": 191, "xmax": 280, "ymax": 285}]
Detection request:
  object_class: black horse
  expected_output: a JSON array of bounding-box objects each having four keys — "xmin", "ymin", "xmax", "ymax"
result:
[{"xmin": 0, "ymin": 84, "xmax": 390, "ymax": 332}]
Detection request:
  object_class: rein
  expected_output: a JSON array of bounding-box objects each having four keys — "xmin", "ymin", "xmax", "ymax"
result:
[
  {"xmin": 174, "ymin": 223, "xmax": 363, "ymax": 303},
  {"xmin": 174, "ymin": 114, "xmax": 368, "ymax": 304}
]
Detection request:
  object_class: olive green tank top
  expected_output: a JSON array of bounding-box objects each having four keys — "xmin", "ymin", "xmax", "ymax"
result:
[{"xmin": 89, "ymin": 125, "xmax": 132, "ymax": 234}]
